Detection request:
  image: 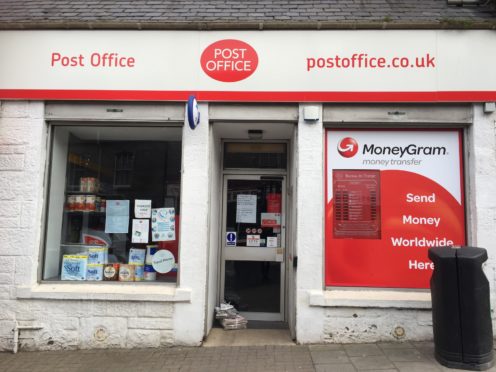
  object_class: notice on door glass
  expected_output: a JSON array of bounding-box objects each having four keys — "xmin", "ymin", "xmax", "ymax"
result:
[
  {"xmin": 236, "ymin": 194, "xmax": 257, "ymax": 223},
  {"xmin": 333, "ymin": 170, "xmax": 380, "ymax": 239}
]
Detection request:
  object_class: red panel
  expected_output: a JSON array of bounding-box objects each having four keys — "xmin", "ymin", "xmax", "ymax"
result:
[
  {"xmin": 325, "ymin": 130, "xmax": 466, "ymax": 289},
  {"xmin": 1, "ymin": 89, "xmax": 496, "ymax": 102},
  {"xmin": 333, "ymin": 170, "xmax": 381, "ymax": 239}
]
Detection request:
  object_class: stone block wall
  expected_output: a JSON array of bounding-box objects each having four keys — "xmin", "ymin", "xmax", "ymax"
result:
[
  {"xmin": 0, "ymin": 101, "xmax": 177, "ymax": 351},
  {"xmin": 14, "ymin": 300, "xmax": 174, "ymax": 351},
  {"xmin": 324, "ymin": 308, "xmax": 433, "ymax": 343},
  {"xmin": 0, "ymin": 101, "xmax": 45, "ymax": 351}
]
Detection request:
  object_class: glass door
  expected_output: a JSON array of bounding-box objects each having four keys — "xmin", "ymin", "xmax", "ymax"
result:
[{"xmin": 221, "ymin": 175, "xmax": 286, "ymax": 321}]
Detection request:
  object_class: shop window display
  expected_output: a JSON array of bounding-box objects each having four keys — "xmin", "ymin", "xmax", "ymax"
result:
[{"xmin": 43, "ymin": 126, "xmax": 182, "ymax": 283}]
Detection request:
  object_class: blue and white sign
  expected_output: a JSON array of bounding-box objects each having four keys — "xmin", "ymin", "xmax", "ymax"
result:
[
  {"xmin": 187, "ymin": 95, "xmax": 200, "ymax": 129},
  {"xmin": 226, "ymin": 232, "xmax": 237, "ymax": 246}
]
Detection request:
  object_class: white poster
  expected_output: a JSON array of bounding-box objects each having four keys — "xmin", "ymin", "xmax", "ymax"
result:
[
  {"xmin": 236, "ymin": 194, "xmax": 257, "ymax": 223},
  {"xmin": 134, "ymin": 199, "xmax": 152, "ymax": 218},
  {"xmin": 105, "ymin": 200, "xmax": 130, "ymax": 233},
  {"xmin": 267, "ymin": 237, "xmax": 278, "ymax": 248},
  {"xmin": 247, "ymin": 235, "xmax": 261, "ymax": 247},
  {"xmin": 151, "ymin": 208, "xmax": 176, "ymax": 242},
  {"xmin": 131, "ymin": 219, "xmax": 149, "ymax": 243}
]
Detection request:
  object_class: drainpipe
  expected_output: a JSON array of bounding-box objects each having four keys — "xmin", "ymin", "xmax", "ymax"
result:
[{"xmin": 12, "ymin": 322, "xmax": 44, "ymax": 354}]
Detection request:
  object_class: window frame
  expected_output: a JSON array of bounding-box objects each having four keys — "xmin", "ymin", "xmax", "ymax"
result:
[{"xmin": 39, "ymin": 121, "xmax": 184, "ymax": 285}]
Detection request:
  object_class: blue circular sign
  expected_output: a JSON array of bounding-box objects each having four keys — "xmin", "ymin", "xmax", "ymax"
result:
[
  {"xmin": 227, "ymin": 233, "xmax": 236, "ymax": 242},
  {"xmin": 187, "ymin": 95, "xmax": 200, "ymax": 129}
]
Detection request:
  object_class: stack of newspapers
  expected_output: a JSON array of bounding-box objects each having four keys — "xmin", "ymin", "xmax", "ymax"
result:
[{"xmin": 215, "ymin": 302, "xmax": 248, "ymax": 330}]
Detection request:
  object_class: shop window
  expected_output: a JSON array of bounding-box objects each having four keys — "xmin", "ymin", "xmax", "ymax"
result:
[{"xmin": 42, "ymin": 126, "xmax": 182, "ymax": 283}]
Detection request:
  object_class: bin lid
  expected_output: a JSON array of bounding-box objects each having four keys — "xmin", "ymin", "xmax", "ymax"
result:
[
  {"xmin": 428, "ymin": 246, "xmax": 456, "ymax": 261},
  {"xmin": 456, "ymin": 246, "xmax": 487, "ymax": 261},
  {"xmin": 428, "ymin": 246, "xmax": 488, "ymax": 262}
]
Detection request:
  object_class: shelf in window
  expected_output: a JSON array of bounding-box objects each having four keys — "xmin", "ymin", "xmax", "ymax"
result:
[
  {"xmin": 64, "ymin": 210, "xmax": 106, "ymax": 214},
  {"xmin": 65, "ymin": 191, "xmax": 104, "ymax": 195}
]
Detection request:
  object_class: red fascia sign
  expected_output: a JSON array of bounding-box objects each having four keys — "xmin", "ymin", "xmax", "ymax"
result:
[
  {"xmin": 325, "ymin": 129, "xmax": 466, "ymax": 289},
  {"xmin": 1, "ymin": 31, "xmax": 495, "ymax": 102}
]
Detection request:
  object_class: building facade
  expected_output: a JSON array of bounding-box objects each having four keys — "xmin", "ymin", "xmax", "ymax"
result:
[{"xmin": 0, "ymin": 1, "xmax": 495, "ymax": 351}]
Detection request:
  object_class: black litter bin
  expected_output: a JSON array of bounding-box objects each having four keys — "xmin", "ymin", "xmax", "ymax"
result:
[{"xmin": 429, "ymin": 246, "xmax": 494, "ymax": 371}]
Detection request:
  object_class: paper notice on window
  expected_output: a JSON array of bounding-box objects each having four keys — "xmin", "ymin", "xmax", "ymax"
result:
[
  {"xmin": 131, "ymin": 219, "xmax": 149, "ymax": 243},
  {"xmin": 247, "ymin": 234, "xmax": 261, "ymax": 247},
  {"xmin": 267, "ymin": 237, "xmax": 278, "ymax": 248},
  {"xmin": 134, "ymin": 199, "xmax": 152, "ymax": 218},
  {"xmin": 261, "ymin": 213, "xmax": 281, "ymax": 227},
  {"xmin": 105, "ymin": 200, "xmax": 130, "ymax": 233},
  {"xmin": 151, "ymin": 208, "xmax": 176, "ymax": 241},
  {"xmin": 236, "ymin": 194, "xmax": 257, "ymax": 223}
]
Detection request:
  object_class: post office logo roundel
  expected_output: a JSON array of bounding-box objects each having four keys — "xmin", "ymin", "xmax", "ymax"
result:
[{"xmin": 201, "ymin": 39, "xmax": 258, "ymax": 82}]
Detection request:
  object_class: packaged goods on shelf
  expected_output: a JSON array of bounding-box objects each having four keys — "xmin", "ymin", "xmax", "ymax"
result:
[
  {"xmin": 103, "ymin": 263, "xmax": 119, "ymax": 281},
  {"xmin": 87, "ymin": 246, "xmax": 108, "ymax": 265},
  {"xmin": 129, "ymin": 248, "xmax": 146, "ymax": 265},
  {"xmin": 119, "ymin": 264, "xmax": 134, "ymax": 281},
  {"xmin": 80, "ymin": 177, "xmax": 100, "ymax": 193},
  {"xmin": 134, "ymin": 264, "xmax": 144, "ymax": 281},
  {"xmin": 86, "ymin": 264, "xmax": 103, "ymax": 281},
  {"xmin": 74, "ymin": 195, "xmax": 85, "ymax": 211},
  {"xmin": 144, "ymin": 265, "xmax": 156, "ymax": 281},
  {"xmin": 61, "ymin": 255, "xmax": 88, "ymax": 281},
  {"xmin": 66, "ymin": 195, "xmax": 76, "ymax": 211},
  {"xmin": 145, "ymin": 245, "xmax": 157, "ymax": 265},
  {"xmin": 85, "ymin": 195, "xmax": 96, "ymax": 211}
]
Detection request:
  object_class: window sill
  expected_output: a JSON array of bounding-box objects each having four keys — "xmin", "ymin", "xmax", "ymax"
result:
[
  {"xmin": 16, "ymin": 283, "xmax": 191, "ymax": 302},
  {"xmin": 308, "ymin": 288, "xmax": 431, "ymax": 309}
]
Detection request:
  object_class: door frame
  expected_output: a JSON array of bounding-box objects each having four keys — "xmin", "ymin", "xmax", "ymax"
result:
[{"xmin": 219, "ymin": 172, "xmax": 288, "ymax": 322}]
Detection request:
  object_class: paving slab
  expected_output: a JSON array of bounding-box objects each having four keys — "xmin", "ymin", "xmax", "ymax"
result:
[
  {"xmin": 0, "ymin": 339, "xmax": 471, "ymax": 372},
  {"xmin": 382, "ymin": 347, "xmax": 428, "ymax": 362},
  {"xmin": 350, "ymin": 355, "xmax": 396, "ymax": 370},
  {"xmin": 310, "ymin": 344, "xmax": 345, "ymax": 351},
  {"xmin": 310, "ymin": 349, "xmax": 351, "ymax": 364},
  {"xmin": 344, "ymin": 343, "xmax": 384, "ymax": 357},
  {"xmin": 378, "ymin": 341, "xmax": 414, "ymax": 349},
  {"xmin": 394, "ymin": 361, "xmax": 443, "ymax": 372},
  {"xmin": 315, "ymin": 363, "xmax": 357, "ymax": 372}
]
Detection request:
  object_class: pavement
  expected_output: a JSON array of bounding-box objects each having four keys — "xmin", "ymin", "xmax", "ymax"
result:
[{"xmin": 1, "ymin": 339, "xmax": 494, "ymax": 372}]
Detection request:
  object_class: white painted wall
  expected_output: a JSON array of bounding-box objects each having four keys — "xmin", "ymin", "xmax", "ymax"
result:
[
  {"xmin": 468, "ymin": 104, "xmax": 496, "ymax": 323},
  {"xmin": 205, "ymin": 121, "xmax": 221, "ymax": 335},
  {"xmin": 173, "ymin": 102, "xmax": 210, "ymax": 345},
  {"xmin": 287, "ymin": 125, "xmax": 298, "ymax": 339},
  {"xmin": 295, "ymin": 104, "xmax": 326, "ymax": 343}
]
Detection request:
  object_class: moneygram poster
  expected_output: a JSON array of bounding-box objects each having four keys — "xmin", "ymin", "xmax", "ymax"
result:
[{"xmin": 325, "ymin": 129, "xmax": 465, "ymax": 288}]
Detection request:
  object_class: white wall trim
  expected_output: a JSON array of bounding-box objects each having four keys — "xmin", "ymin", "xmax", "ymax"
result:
[
  {"xmin": 16, "ymin": 283, "xmax": 191, "ymax": 302},
  {"xmin": 309, "ymin": 289, "xmax": 431, "ymax": 309}
]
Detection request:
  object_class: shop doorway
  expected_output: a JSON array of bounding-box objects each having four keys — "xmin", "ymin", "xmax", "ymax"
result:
[
  {"xmin": 221, "ymin": 175, "xmax": 286, "ymax": 321},
  {"xmin": 219, "ymin": 142, "xmax": 289, "ymax": 323}
]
